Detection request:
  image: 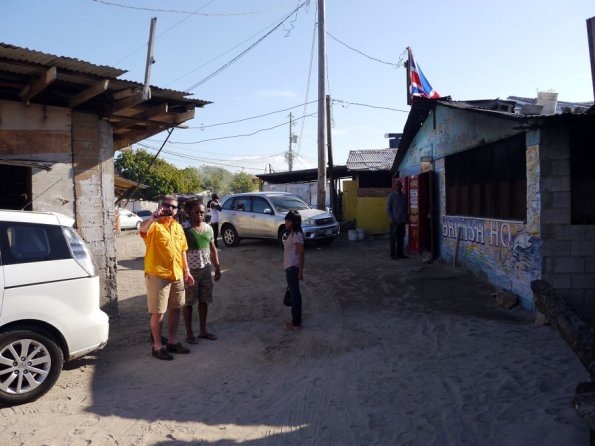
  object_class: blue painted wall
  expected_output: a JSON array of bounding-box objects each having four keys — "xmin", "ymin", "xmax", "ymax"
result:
[{"xmin": 399, "ymin": 105, "xmax": 542, "ymax": 310}]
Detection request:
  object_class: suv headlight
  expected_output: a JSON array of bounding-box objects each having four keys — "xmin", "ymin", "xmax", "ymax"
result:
[{"xmin": 303, "ymin": 218, "xmax": 315, "ymax": 226}]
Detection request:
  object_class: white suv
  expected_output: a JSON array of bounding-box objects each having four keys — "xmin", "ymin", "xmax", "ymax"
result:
[{"xmin": 0, "ymin": 210, "xmax": 109, "ymax": 405}]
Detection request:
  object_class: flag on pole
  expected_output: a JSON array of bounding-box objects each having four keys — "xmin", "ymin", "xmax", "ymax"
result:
[{"xmin": 408, "ymin": 47, "xmax": 440, "ymax": 100}]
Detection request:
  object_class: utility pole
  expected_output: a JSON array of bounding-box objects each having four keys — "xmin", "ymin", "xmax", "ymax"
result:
[
  {"xmin": 588, "ymin": 17, "xmax": 595, "ymax": 101},
  {"xmin": 316, "ymin": 0, "xmax": 327, "ymax": 210},
  {"xmin": 142, "ymin": 17, "xmax": 157, "ymax": 101},
  {"xmin": 326, "ymin": 95, "xmax": 337, "ymax": 214},
  {"xmin": 287, "ymin": 112, "xmax": 294, "ymax": 171}
]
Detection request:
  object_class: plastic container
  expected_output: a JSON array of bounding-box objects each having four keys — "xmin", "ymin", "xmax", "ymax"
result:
[
  {"xmin": 347, "ymin": 229, "xmax": 357, "ymax": 241},
  {"xmin": 357, "ymin": 228, "xmax": 365, "ymax": 240}
]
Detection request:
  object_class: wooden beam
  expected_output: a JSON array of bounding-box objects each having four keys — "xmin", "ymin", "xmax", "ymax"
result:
[
  {"xmin": 113, "ymin": 124, "xmax": 164, "ymax": 150},
  {"xmin": 19, "ymin": 66, "xmax": 57, "ymax": 102},
  {"xmin": 113, "ymin": 88, "xmax": 140, "ymax": 100},
  {"xmin": 69, "ymin": 79, "xmax": 110, "ymax": 108},
  {"xmin": 174, "ymin": 109, "xmax": 195, "ymax": 124},
  {"xmin": 111, "ymin": 92, "xmax": 145, "ymax": 114},
  {"xmin": 143, "ymin": 102, "xmax": 168, "ymax": 119},
  {"xmin": 111, "ymin": 103, "xmax": 169, "ymax": 130}
]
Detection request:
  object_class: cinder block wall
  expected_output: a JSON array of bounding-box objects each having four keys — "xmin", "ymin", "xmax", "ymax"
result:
[
  {"xmin": 72, "ymin": 112, "xmax": 118, "ymax": 316},
  {"xmin": 540, "ymin": 127, "xmax": 595, "ymax": 321}
]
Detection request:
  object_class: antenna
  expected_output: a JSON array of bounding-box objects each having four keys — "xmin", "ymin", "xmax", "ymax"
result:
[{"xmin": 143, "ymin": 17, "xmax": 157, "ymax": 101}]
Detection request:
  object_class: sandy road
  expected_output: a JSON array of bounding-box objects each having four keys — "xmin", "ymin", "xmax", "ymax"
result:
[{"xmin": 0, "ymin": 231, "xmax": 588, "ymax": 445}]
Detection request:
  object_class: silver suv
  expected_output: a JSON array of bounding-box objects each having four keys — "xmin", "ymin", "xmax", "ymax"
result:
[{"xmin": 219, "ymin": 192, "xmax": 339, "ymax": 247}]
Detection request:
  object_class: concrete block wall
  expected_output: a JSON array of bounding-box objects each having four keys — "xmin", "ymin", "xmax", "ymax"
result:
[
  {"xmin": 540, "ymin": 127, "xmax": 595, "ymax": 321},
  {"xmin": 72, "ymin": 112, "xmax": 118, "ymax": 315}
]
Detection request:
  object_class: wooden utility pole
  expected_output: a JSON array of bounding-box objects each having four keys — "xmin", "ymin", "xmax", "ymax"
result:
[
  {"xmin": 588, "ymin": 17, "xmax": 595, "ymax": 101},
  {"xmin": 326, "ymin": 95, "xmax": 337, "ymax": 213},
  {"xmin": 143, "ymin": 17, "xmax": 157, "ymax": 101},
  {"xmin": 316, "ymin": 0, "xmax": 327, "ymax": 210},
  {"xmin": 287, "ymin": 112, "xmax": 294, "ymax": 171}
]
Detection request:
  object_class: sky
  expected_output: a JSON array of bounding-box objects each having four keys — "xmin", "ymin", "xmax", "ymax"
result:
[{"xmin": 2, "ymin": 0, "xmax": 594, "ymax": 173}]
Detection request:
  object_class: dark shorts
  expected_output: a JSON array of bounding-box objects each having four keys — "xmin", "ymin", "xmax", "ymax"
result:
[{"xmin": 185, "ymin": 264, "xmax": 213, "ymax": 305}]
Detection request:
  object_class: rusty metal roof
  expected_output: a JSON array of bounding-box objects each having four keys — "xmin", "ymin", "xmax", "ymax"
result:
[{"xmin": 346, "ymin": 148, "xmax": 397, "ymax": 172}]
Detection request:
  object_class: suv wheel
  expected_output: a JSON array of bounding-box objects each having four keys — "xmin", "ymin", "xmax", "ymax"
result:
[
  {"xmin": 222, "ymin": 225, "xmax": 240, "ymax": 247},
  {"xmin": 0, "ymin": 330, "xmax": 63, "ymax": 406},
  {"xmin": 278, "ymin": 226, "xmax": 288, "ymax": 248}
]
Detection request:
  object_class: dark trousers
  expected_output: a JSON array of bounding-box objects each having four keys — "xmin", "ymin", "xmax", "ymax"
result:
[
  {"xmin": 390, "ymin": 222, "xmax": 406, "ymax": 257},
  {"xmin": 285, "ymin": 266, "xmax": 302, "ymax": 326},
  {"xmin": 211, "ymin": 222, "xmax": 219, "ymax": 247}
]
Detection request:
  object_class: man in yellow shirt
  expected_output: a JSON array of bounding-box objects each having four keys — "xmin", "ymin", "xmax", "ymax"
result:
[{"xmin": 140, "ymin": 196, "xmax": 195, "ymax": 360}]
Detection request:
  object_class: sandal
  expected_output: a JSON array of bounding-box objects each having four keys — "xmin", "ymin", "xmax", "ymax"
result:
[
  {"xmin": 186, "ymin": 336, "xmax": 198, "ymax": 345},
  {"xmin": 198, "ymin": 333, "xmax": 217, "ymax": 341},
  {"xmin": 166, "ymin": 343, "xmax": 190, "ymax": 354},
  {"xmin": 152, "ymin": 347, "xmax": 173, "ymax": 361}
]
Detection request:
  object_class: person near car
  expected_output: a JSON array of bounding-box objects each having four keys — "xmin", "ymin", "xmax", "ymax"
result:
[
  {"xmin": 182, "ymin": 202, "xmax": 222, "ymax": 343},
  {"xmin": 208, "ymin": 193, "xmax": 222, "ymax": 248},
  {"xmin": 283, "ymin": 210, "xmax": 305, "ymax": 330},
  {"xmin": 386, "ymin": 180, "xmax": 408, "ymax": 259},
  {"xmin": 140, "ymin": 195, "xmax": 195, "ymax": 361}
]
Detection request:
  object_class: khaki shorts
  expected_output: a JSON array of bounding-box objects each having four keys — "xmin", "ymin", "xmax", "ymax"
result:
[
  {"xmin": 145, "ymin": 274, "xmax": 186, "ymax": 314},
  {"xmin": 185, "ymin": 264, "xmax": 213, "ymax": 306}
]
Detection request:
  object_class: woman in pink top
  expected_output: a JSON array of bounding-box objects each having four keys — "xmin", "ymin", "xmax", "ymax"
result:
[{"xmin": 283, "ymin": 210, "xmax": 305, "ymax": 330}]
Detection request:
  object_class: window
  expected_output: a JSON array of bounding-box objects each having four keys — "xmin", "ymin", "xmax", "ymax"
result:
[
  {"xmin": 235, "ymin": 197, "xmax": 251, "ymax": 212},
  {"xmin": 222, "ymin": 197, "xmax": 236, "ymax": 210},
  {"xmin": 252, "ymin": 197, "xmax": 271, "ymax": 214},
  {"xmin": 570, "ymin": 125, "xmax": 595, "ymax": 224},
  {"xmin": 1, "ymin": 223, "xmax": 71, "ymax": 265},
  {"xmin": 269, "ymin": 195, "xmax": 310, "ymax": 212},
  {"xmin": 445, "ymin": 134, "xmax": 527, "ymax": 220}
]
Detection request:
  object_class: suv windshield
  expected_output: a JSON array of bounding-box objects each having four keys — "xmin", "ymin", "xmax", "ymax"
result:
[{"xmin": 269, "ymin": 195, "xmax": 310, "ymax": 213}]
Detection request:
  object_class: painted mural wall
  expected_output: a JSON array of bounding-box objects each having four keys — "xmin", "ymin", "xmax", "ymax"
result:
[{"xmin": 400, "ymin": 105, "xmax": 542, "ymax": 311}]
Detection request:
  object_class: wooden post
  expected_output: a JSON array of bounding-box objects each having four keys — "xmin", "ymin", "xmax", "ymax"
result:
[
  {"xmin": 316, "ymin": 0, "xmax": 327, "ymax": 210},
  {"xmin": 326, "ymin": 95, "xmax": 336, "ymax": 213}
]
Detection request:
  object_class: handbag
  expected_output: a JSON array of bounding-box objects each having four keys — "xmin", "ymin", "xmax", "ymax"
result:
[{"xmin": 283, "ymin": 287, "xmax": 292, "ymax": 307}]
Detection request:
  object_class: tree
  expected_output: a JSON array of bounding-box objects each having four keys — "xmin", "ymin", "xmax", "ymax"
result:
[
  {"xmin": 115, "ymin": 149, "xmax": 201, "ymax": 199},
  {"xmin": 196, "ymin": 166, "xmax": 233, "ymax": 196},
  {"xmin": 229, "ymin": 171, "xmax": 257, "ymax": 193}
]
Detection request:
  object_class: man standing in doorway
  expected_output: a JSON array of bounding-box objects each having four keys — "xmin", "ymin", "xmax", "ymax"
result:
[
  {"xmin": 209, "ymin": 193, "xmax": 222, "ymax": 248},
  {"xmin": 140, "ymin": 195, "xmax": 195, "ymax": 360},
  {"xmin": 386, "ymin": 181, "xmax": 408, "ymax": 259}
]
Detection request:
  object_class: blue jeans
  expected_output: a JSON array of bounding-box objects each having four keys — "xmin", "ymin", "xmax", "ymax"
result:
[{"xmin": 285, "ymin": 266, "xmax": 302, "ymax": 326}]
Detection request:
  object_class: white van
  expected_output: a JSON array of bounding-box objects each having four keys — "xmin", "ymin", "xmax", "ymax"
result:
[{"xmin": 0, "ymin": 210, "xmax": 109, "ymax": 405}]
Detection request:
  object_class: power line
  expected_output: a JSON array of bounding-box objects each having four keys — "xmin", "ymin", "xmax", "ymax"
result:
[
  {"xmin": 326, "ymin": 32, "xmax": 405, "ymax": 69},
  {"xmin": 186, "ymin": 0, "xmax": 311, "ymax": 91},
  {"xmin": 91, "ymin": 0, "xmax": 288, "ymax": 16},
  {"xmin": 331, "ymin": 99, "xmax": 409, "ymax": 113}
]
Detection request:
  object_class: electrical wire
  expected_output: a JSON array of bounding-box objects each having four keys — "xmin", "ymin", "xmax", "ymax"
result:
[
  {"xmin": 331, "ymin": 99, "xmax": 409, "ymax": 113},
  {"xmin": 326, "ymin": 32, "xmax": 405, "ymax": 69},
  {"xmin": 185, "ymin": 0, "xmax": 311, "ymax": 91},
  {"xmin": 91, "ymin": 0, "xmax": 289, "ymax": 16}
]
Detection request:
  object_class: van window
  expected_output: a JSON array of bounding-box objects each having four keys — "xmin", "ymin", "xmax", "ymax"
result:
[
  {"xmin": 1, "ymin": 223, "xmax": 71, "ymax": 265},
  {"xmin": 222, "ymin": 197, "xmax": 236, "ymax": 210}
]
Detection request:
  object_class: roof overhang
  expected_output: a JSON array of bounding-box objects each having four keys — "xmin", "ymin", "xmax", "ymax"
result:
[
  {"xmin": 256, "ymin": 166, "xmax": 350, "ymax": 184},
  {"xmin": 0, "ymin": 43, "xmax": 212, "ymax": 149}
]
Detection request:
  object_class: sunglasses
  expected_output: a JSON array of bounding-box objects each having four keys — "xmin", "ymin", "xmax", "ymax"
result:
[{"xmin": 162, "ymin": 203, "xmax": 178, "ymax": 210}]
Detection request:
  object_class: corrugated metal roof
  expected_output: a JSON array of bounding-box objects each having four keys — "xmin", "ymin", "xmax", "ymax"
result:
[
  {"xmin": 0, "ymin": 42, "xmax": 126, "ymax": 78},
  {"xmin": 346, "ymin": 148, "xmax": 397, "ymax": 172}
]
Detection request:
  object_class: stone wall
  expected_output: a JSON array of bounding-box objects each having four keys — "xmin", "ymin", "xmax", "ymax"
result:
[{"xmin": 540, "ymin": 127, "xmax": 595, "ymax": 321}]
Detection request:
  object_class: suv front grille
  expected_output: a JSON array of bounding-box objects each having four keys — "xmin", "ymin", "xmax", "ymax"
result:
[{"xmin": 315, "ymin": 217, "xmax": 334, "ymax": 225}]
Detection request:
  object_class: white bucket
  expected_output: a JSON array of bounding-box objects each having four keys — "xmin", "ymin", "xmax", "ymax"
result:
[
  {"xmin": 348, "ymin": 229, "xmax": 357, "ymax": 241},
  {"xmin": 357, "ymin": 228, "xmax": 365, "ymax": 240}
]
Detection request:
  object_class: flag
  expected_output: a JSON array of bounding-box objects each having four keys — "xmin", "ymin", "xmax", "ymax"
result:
[{"xmin": 408, "ymin": 47, "xmax": 440, "ymax": 100}]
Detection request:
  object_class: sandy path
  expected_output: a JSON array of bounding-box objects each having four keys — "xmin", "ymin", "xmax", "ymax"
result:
[{"xmin": 0, "ymin": 231, "xmax": 588, "ymax": 445}]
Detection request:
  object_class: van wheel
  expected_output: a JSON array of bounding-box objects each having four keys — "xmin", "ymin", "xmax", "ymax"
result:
[
  {"xmin": 0, "ymin": 330, "xmax": 63, "ymax": 406},
  {"xmin": 278, "ymin": 226, "xmax": 288, "ymax": 248},
  {"xmin": 222, "ymin": 225, "xmax": 240, "ymax": 247}
]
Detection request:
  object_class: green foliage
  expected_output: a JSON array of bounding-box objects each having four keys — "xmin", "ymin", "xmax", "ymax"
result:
[
  {"xmin": 229, "ymin": 171, "xmax": 257, "ymax": 193},
  {"xmin": 196, "ymin": 166, "xmax": 233, "ymax": 196},
  {"xmin": 115, "ymin": 149, "xmax": 201, "ymax": 199}
]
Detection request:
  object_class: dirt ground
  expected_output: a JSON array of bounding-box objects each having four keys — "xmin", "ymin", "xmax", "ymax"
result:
[{"xmin": 0, "ymin": 231, "xmax": 589, "ymax": 445}]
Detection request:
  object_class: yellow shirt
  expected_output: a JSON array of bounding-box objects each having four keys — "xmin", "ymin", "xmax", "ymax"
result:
[{"xmin": 141, "ymin": 218, "xmax": 188, "ymax": 281}]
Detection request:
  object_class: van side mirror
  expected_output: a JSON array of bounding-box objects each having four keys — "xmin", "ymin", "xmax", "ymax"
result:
[{"xmin": 263, "ymin": 208, "xmax": 273, "ymax": 215}]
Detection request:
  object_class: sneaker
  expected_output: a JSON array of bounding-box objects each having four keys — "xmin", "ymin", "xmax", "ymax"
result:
[
  {"xmin": 152, "ymin": 347, "xmax": 173, "ymax": 361},
  {"xmin": 166, "ymin": 343, "xmax": 190, "ymax": 354}
]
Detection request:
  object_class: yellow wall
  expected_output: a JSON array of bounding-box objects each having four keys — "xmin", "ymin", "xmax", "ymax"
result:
[
  {"xmin": 342, "ymin": 180, "xmax": 357, "ymax": 222},
  {"xmin": 357, "ymin": 197, "xmax": 390, "ymax": 234}
]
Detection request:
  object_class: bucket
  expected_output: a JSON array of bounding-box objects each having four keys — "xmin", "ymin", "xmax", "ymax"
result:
[
  {"xmin": 347, "ymin": 229, "xmax": 357, "ymax": 241},
  {"xmin": 357, "ymin": 228, "xmax": 365, "ymax": 240}
]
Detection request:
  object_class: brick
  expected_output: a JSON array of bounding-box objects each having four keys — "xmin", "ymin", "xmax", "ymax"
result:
[
  {"xmin": 541, "ymin": 208, "xmax": 570, "ymax": 225},
  {"xmin": 553, "ymin": 225, "xmax": 588, "ymax": 240},
  {"xmin": 542, "ymin": 256, "xmax": 553, "ymax": 273},
  {"xmin": 542, "ymin": 273, "xmax": 572, "ymax": 288},
  {"xmin": 586, "ymin": 257, "xmax": 595, "ymax": 273},
  {"xmin": 542, "ymin": 240, "xmax": 571, "ymax": 257},
  {"xmin": 571, "ymin": 240, "xmax": 595, "ymax": 257},
  {"xmin": 541, "ymin": 191, "xmax": 553, "ymax": 209},
  {"xmin": 541, "ymin": 224, "xmax": 555, "ymax": 239},
  {"xmin": 540, "ymin": 159, "xmax": 553, "ymax": 176},
  {"xmin": 541, "ymin": 176, "xmax": 571, "ymax": 192},
  {"xmin": 552, "ymin": 159, "xmax": 571, "ymax": 176},
  {"xmin": 552, "ymin": 192, "xmax": 571, "ymax": 209},
  {"xmin": 559, "ymin": 288, "xmax": 585, "ymax": 312},
  {"xmin": 553, "ymin": 256, "xmax": 585, "ymax": 273},
  {"xmin": 572, "ymin": 274, "xmax": 595, "ymax": 289}
]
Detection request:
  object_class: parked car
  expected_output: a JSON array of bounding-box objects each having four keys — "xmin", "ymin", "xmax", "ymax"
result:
[
  {"xmin": 219, "ymin": 192, "xmax": 340, "ymax": 247},
  {"xmin": 0, "ymin": 210, "xmax": 109, "ymax": 405},
  {"xmin": 118, "ymin": 209, "xmax": 143, "ymax": 230},
  {"xmin": 135, "ymin": 209, "xmax": 154, "ymax": 222}
]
